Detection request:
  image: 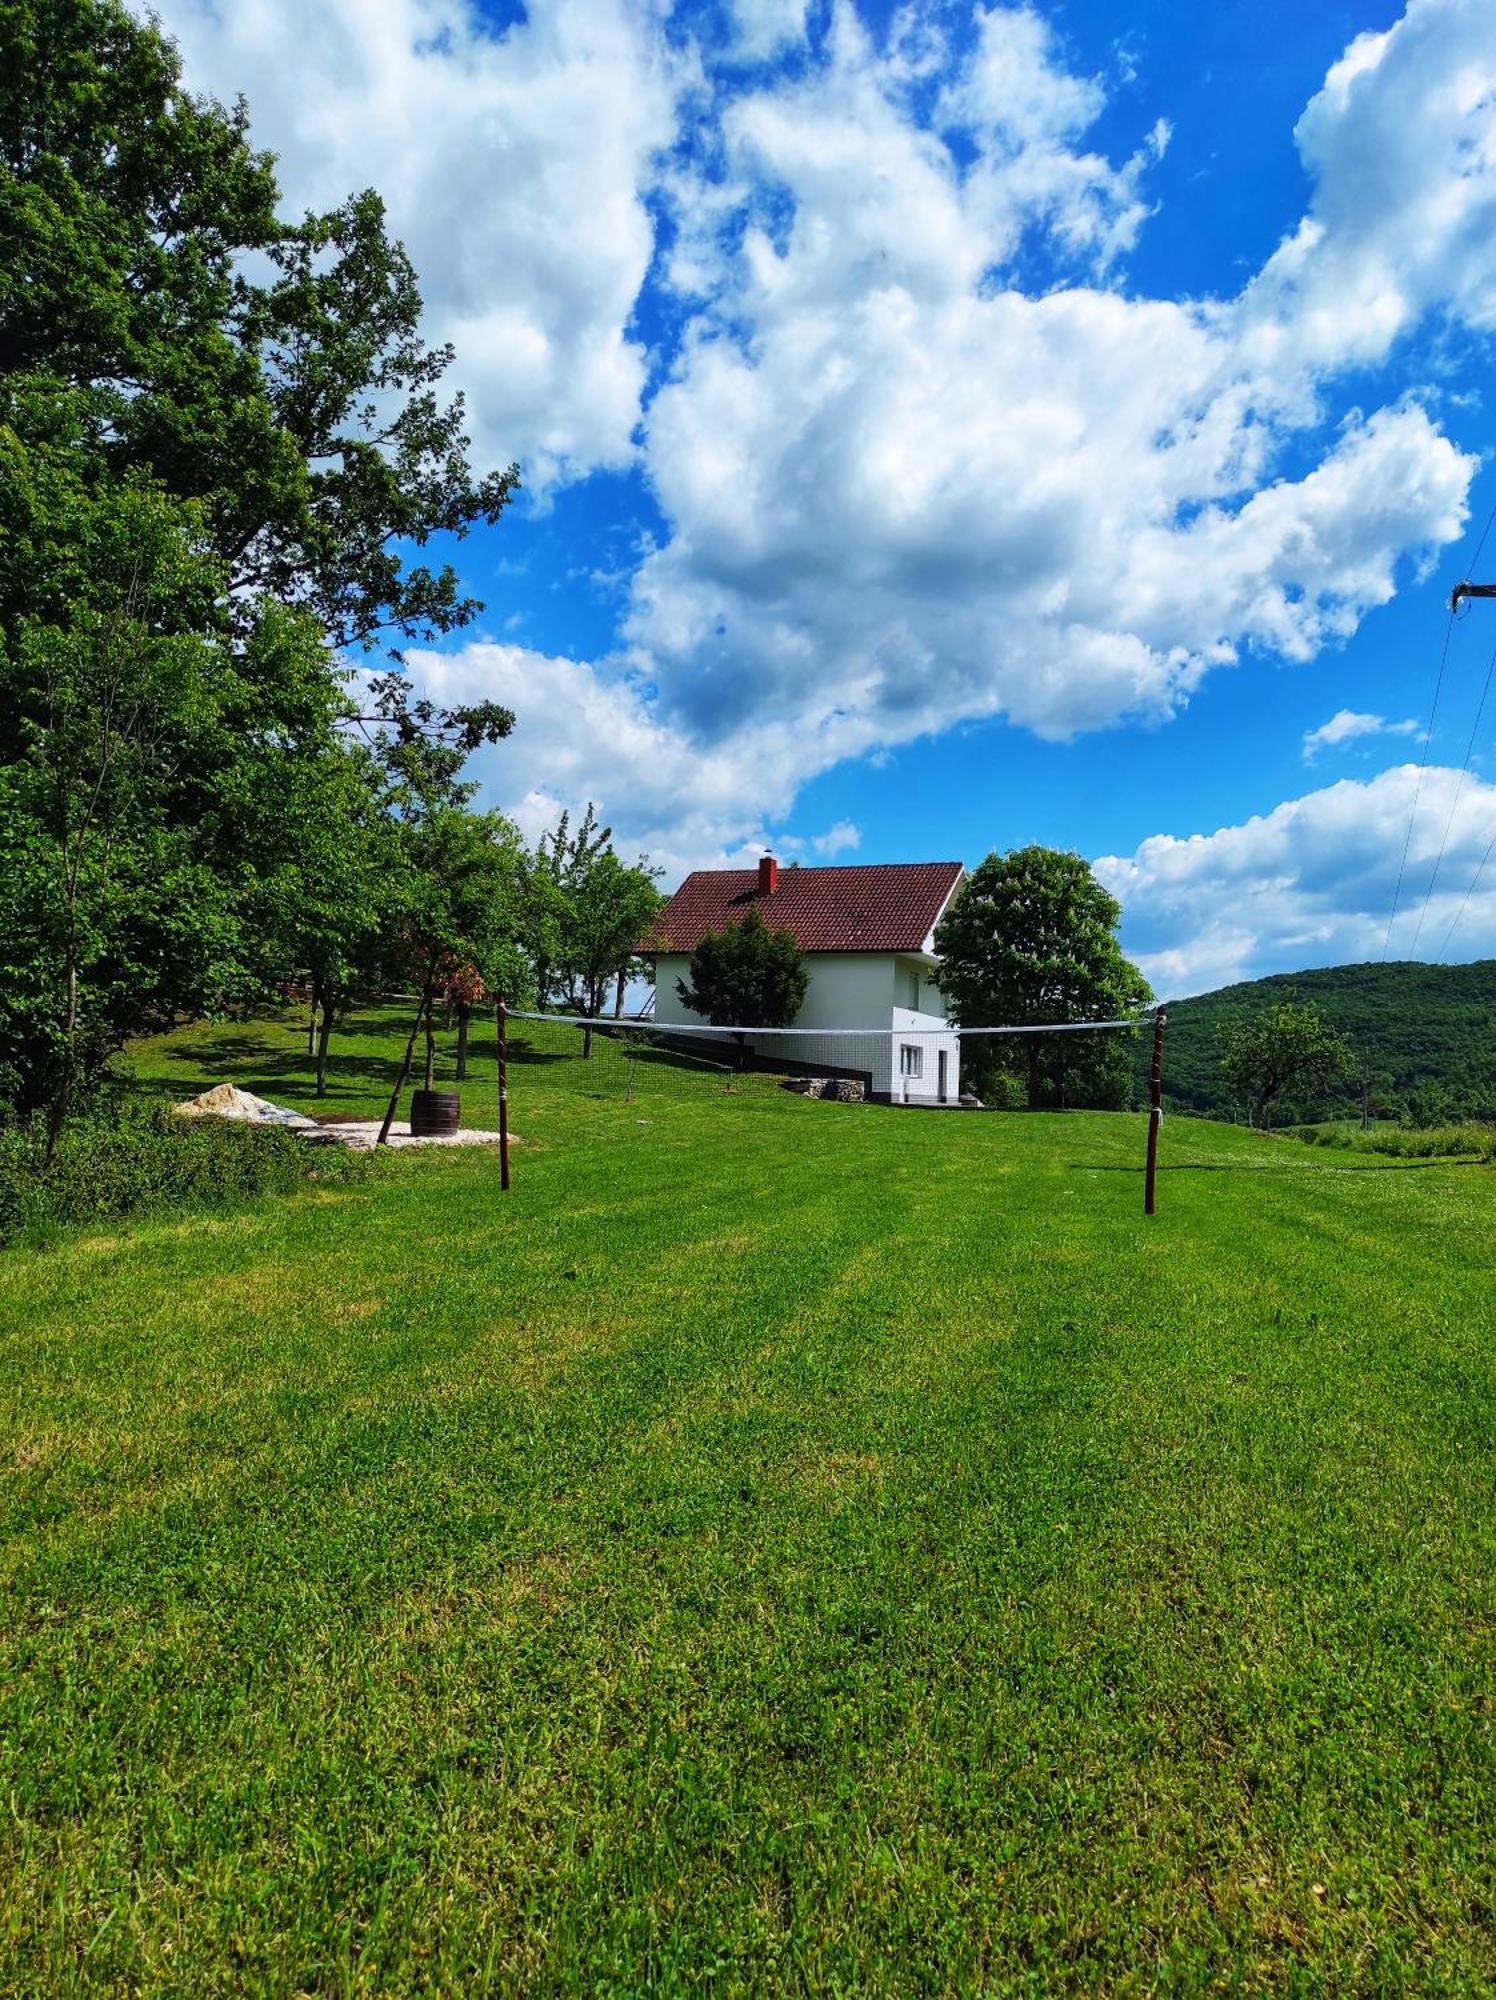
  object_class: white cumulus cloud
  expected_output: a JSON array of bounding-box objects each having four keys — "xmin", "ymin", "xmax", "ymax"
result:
[
  {"xmin": 1302, "ymin": 708, "xmax": 1421, "ymax": 760},
  {"xmin": 147, "ymin": 0, "xmax": 680, "ymax": 489},
  {"xmin": 625, "ymin": 0, "xmax": 1486, "ymax": 800},
  {"xmin": 1097, "ymin": 763, "xmax": 1496, "ymax": 994},
  {"xmin": 151, "ymin": 0, "xmax": 1496, "ymax": 952},
  {"xmin": 403, "ymin": 639, "xmax": 824, "ymax": 879}
]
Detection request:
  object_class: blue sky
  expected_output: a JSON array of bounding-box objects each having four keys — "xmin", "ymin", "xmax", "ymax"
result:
[{"xmin": 154, "ymin": 0, "xmax": 1496, "ymax": 992}]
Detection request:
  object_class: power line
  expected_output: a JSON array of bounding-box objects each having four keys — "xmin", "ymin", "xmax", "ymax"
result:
[
  {"xmin": 1406, "ymin": 634, "xmax": 1496, "ymax": 954},
  {"xmin": 1436, "ymin": 821, "xmax": 1496, "ymax": 960},
  {"xmin": 1380, "ymin": 491, "xmax": 1496, "ymax": 960},
  {"xmin": 1380, "ymin": 605, "xmax": 1457, "ymax": 961}
]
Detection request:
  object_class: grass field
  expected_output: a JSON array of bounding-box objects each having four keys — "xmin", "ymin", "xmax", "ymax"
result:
[{"xmin": 4, "ymin": 1007, "xmax": 1496, "ymax": 1993}]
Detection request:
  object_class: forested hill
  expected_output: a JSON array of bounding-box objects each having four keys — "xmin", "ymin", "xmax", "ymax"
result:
[{"xmin": 1147, "ymin": 960, "xmax": 1496, "ymax": 1121}]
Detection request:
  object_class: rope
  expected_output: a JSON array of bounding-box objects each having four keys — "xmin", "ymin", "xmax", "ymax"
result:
[{"xmin": 506, "ymin": 1010, "xmax": 1154, "ymax": 1037}]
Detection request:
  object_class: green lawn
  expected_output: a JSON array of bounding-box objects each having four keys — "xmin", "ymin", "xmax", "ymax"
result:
[{"xmin": 3, "ymin": 1007, "xmax": 1496, "ymax": 1993}]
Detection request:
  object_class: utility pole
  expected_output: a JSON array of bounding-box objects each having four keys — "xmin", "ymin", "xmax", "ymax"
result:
[
  {"xmin": 1450, "ymin": 581, "xmax": 1496, "ymax": 612},
  {"xmin": 496, "ymin": 995, "xmax": 511, "ymax": 1192},
  {"xmin": 1144, "ymin": 1008, "xmax": 1167, "ymax": 1218}
]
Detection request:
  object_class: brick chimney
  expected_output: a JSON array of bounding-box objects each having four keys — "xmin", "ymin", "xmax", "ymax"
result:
[{"xmin": 757, "ymin": 854, "xmax": 779, "ymax": 895}]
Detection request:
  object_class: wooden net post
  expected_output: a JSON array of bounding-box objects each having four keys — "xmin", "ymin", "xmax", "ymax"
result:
[
  {"xmin": 496, "ymin": 995, "xmax": 511, "ymax": 1192},
  {"xmin": 1144, "ymin": 1007, "xmax": 1166, "ymax": 1217}
]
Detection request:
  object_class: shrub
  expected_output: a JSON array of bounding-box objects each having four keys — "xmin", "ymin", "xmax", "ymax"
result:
[
  {"xmin": 0, "ymin": 1101, "xmax": 369, "ymax": 1246},
  {"xmin": 1297, "ymin": 1122, "xmax": 1495, "ymax": 1162}
]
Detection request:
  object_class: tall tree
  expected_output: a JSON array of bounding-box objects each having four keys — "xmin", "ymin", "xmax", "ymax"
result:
[
  {"xmin": 523, "ymin": 804, "xmax": 612, "ymax": 1009},
  {"xmin": 259, "ymin": 740, "xmax": 397, "ymax": 1099},
  {"xmin": 0, "ymin": 0, "xmax": 521, "ymax": 1134},
  {"xmin": 935, "ymin": 846, "xmax": 1151, "ymax": 1109},
  {"xmin": 676, "ymin": 909, "xmax": 808, "ymax": 1035},
  {"xmin": 368, "ymin": 678, "xmax": 523, "ymax": 1141},
  {"xmin": 554, "ymin": 850, "xmax": 662, "ymax": 1054},
  {"xmin": 374, "ymin": 805, "xmax": 528, "ymax": 1142},
  {"xmin": 1216, "ymin": 1000, "xmax": 1352, "ymax": 1128},
  {"xmin": 0, "ymin": 447, "xmax": 348, "ymax": 1139},
  {"xmin": 0, "ymin": 0, "xmax": 519, "ymax": 659}
]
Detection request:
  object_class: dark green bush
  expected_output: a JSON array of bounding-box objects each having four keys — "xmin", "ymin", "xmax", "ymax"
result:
[
  {"xmin": 1297, "ymin": 1122, "xmax": 1494, "ymax": 1162},
  {"xmin": 0, "ymin": 1103, "xmax": 369, "ymax": 1246}
]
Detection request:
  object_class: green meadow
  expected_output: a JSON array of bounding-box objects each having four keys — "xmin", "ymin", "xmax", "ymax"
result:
[{"xmin": 3, "ymin": 1008, "xmax": 1495, "ymax": 1993}]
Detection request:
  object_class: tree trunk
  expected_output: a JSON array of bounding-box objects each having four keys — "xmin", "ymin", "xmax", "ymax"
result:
[
  {"xmin": 455, "ymin": 1000, "xmax": 470, "ymax": 1081},
  {"xmin": 307, "ymin": 978, "xmax": 320, "ymax": 1056},
  {"xmin": 614, "ymin": 967, "xmax": 627, "ymax": 1018},
  {"xmin": 44, "ymin": 955, "xmax": 81, "ymax": 1165},
  {"xmin": 315, "ymin": 989, "xmax": 334, "ymax": 1098},
  {"xmin": 1026, "ymin": 1036, "xmax": 1041, "ymax": 1111},
  {"xmin": 423, "ymin": 1003, "xmax": 436, "ymax": 1090}
]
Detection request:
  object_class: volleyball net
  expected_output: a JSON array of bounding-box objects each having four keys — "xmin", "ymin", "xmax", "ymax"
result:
[
  {"xmin": 501, "ymin": 1008, "xmax": 1155, "ymax": 1110},
  {"xmin": 496, "ymin": 1006, "xmax": 1168, "ymax": 1212}
]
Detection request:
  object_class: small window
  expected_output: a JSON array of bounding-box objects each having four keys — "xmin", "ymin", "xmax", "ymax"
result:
[
  {"xmin": 899, "ymin": 1043, "xmax": 922, "ymax": 1079},
  {"xmin": 897, "ymin": 965, "xmax": 920, "ymax": 1010}
]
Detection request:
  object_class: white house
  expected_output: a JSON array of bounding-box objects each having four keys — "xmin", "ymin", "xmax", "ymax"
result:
[{"xmin": 644, "ymin": 857, "xmax": 965, "ymax": 1105}]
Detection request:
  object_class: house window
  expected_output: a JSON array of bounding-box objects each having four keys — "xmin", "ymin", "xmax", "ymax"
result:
[
  {"xmin": 897, "ymin": 964, "xmax": 920, "ymax": 1009},
  {"xmin": 899, "ymin": 1043, "xmax": 922, "ymax": 1080}
]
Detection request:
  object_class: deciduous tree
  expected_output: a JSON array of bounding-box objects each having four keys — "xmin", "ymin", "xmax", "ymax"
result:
[
  {"xmin": 1216, "ymin": 1000, "xmax": 1351, "ymax": 1128},
  {"xmin": 554, "ymin": 850, "xmax": 662, "ymax": 1054},
  {"xmin": 0, "ymin": 451, "xmax": 347, "ymax": 1140},
  {"xmin": 1, "ymin": 0, "xmax": 518, "ymax": 659},
  {"xmin": 934, "ymin": 846, "xmax": 1151, "ymax": 1109},
  {"xmin": 677, "ymin": 908, "xmax": 808, "ymax": 1035},
  {"xmin": 0, "ymin": 0, "xmax": 522, "ymax": 1137}
]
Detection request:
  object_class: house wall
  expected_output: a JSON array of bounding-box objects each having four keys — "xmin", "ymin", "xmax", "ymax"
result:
[{"xmin": 650, "ymin": 952, "xmax": 960, "ymax": 1104}]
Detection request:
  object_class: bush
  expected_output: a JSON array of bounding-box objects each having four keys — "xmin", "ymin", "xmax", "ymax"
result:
[
  {"xmin": 0, "ymin": 1101, "xmax": 369, "ymax": 1246},
  {"xmin": 1298, "ymin": 1122, "xmax": 1495, "ymax": 1162}
]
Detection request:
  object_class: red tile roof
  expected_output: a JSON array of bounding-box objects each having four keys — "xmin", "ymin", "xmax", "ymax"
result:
[{"xmin": 642, "ymin": 861, "xmax": 964, "ymax": 954}]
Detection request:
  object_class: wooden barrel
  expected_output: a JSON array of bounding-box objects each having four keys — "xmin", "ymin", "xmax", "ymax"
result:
[{"xmin": 409, "ymin": 1089, "xmax": 460, "ymax": 1137}]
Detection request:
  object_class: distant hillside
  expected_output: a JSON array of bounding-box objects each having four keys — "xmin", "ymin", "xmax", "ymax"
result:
[{"xmin": 1143, "ymin": 960, "xmax": 1496, "ymax": 1122}]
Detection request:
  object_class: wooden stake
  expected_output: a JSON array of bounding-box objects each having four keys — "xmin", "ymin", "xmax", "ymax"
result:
[
  {"xmin": 497, "ymin": 995, "xmax": 511, "ymax": 1192},
  {"xmin": 1144, "ymin": 1007, "xmax": 1167, "ymax": 1217},
  {"xmin": 378, "ymin": 980, "xmax": 431, "ymax": 1148}
]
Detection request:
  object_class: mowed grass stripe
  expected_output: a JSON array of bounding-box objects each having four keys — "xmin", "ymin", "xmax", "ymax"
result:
[{"xmin": 2, "ymin": 1006, "xmax": 1495, "ymax": 1991}]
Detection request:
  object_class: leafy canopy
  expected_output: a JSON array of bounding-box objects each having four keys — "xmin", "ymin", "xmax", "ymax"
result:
[
  {"xmin": 935, "ymin": 846, "xmax": 1151, "ymax": 1109},
  {"xmin": 520, "ymin": 806, "xmax": 661, "ymax": 1019},
  {"xmin": 677, "ymin": 908, "xmax": 809, "ymax": 1029},
  {"xmin": 0, "ymin": 0, "xmax": 519, "ymax": 658},
  {"xmin": 1216, "ymin": 999, "xmax": 1352, "ymax": 1127},
  {"xmin": 0, "ymin": 0, "xmax": 522, "ymax": 1131},
  {"xmin": 0, "ymin": 454, "xmax": 349, "ymax": 1128}
]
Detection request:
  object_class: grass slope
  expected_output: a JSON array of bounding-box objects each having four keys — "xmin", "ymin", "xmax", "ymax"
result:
[
  {"xmin": 3, "ymin": 1007, "xmax": 1496, "ymax": 1992},
  {"xmin": 1149, "ymin": 958, "xmax": 1496, "ymax": 1120}
]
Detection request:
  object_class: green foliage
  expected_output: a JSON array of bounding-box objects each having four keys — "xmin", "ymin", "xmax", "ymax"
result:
[
  {"xmin": 515, "ymin": 805, "xmax": 663, "ymax": 1037},
  {"xmin": 393, "ymin": 805, "xmax": 529, "ymax": 998},
  {"xmin": 0, "ymin": 1097, "xmax": 366, "ymax": 1245},
  {"xmin": 1216, "ymin": 999, "xmax": 1352, "ymax": 1128},
  {"xmin": 0, "ymin": 449, "xmax": 352, "ymax": 1129},
  {"xmin": 961, "ymin": 1053, "xmax": 1028, "ymax": 1110},
  {"xmin": 935, "ymin": 846, "xmax": 1151, "ymax": 1108},
  {"xmin": 677, "ymin": 905, "xmax": 809, "ymax": 1028},
  {"xmin": 555, "ymin": 850, "xmax": 663, "ymax": 1019},
  {"xmin": 0, "ymin": 0, "xmax": 523, "ymax": 1135},
  {"xmin": 524, "ymin": 805, "xmax": 606, "ymax": 1002},
  {"xmin": 1299, "ymin": 1121, "xmax": 1496, "ymax": 1161},
  {"xmin": 1144, "ymin": 960, "xmax": 1496, "ymax": 1122},
  {"xmin": 0, "ymin": 0, "xmax": 518, "ymax": 657}
]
